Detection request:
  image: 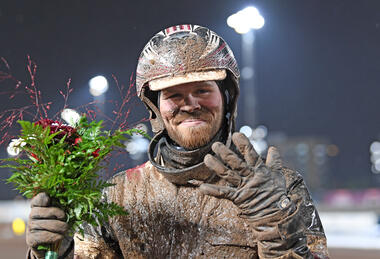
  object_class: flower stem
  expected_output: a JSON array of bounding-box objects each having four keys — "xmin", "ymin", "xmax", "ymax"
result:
[{"xmin": 45, "ymin": 241, "xmax": 61, "ymax": 259}]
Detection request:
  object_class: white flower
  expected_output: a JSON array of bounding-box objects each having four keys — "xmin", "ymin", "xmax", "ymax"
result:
[{"xmin": 7, "ymin": 138, "xmax": 26, "ymax": 156}]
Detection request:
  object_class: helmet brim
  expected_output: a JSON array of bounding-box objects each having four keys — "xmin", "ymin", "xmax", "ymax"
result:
[{"xmin": 148, "ymin": 69, "xmax": 227, "ymax": 91}]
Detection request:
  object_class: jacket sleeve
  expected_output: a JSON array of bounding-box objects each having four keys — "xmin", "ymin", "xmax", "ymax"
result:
[{"xmin": 254, "ymin": 168, "xmax": 329, "ymax": 259}]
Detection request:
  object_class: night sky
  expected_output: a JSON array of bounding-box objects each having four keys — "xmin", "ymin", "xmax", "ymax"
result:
[{"xmin": 1, "ymin": 0, "xmax": 380, "ymax": 198}]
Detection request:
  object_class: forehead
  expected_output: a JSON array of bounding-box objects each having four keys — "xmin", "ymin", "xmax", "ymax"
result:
[{"xmin": 161, "ymin": 80, "xmax": 218, "ymax": 93}]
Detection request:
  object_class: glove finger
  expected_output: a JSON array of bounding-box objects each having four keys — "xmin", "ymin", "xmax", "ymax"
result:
[
  {"xmin": 266, "ymin": 146, "xmax": 282, "ymax": 170},
  {"xmin": 199, "ymin": 183, "xmax": 235, "ymax": 200},
  {"xmin": 232, "ymin": 132, "xmax": 261, "ymax": 167},
  {"xmin": 29, "ymin": 219, "xmax": 68, "ymax": 234},
  {"xmin": 31, "ymin": 192, "xmax": 51, "ymax": 207},
  {"xmin": 211, "ymin": 142, "xmax": 246, "ymax": 171},
  {"xmin": 26, "ymin": 230, "xmax": 65, "ymax": 248},
  {"xmin": 204, "ymin": 154, "xmax": 241, "ymax": 186},
  {"xmin": 30, "ymin": 207, "xmax": 66, "ymax": 220},
  {"xmin": 234, "ymin": 188, "xmax": 257, "ymax": 205}
]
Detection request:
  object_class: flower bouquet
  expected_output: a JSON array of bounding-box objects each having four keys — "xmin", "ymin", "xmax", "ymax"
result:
[{"xmin": 2, "ymin": 116, "xmax": 147, "ymax": 258}]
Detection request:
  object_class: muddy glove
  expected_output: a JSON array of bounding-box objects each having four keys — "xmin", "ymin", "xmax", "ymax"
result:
[
  {"xmin": 199, "ymin": 133, "xmax": 314, "ymax": 258},
  {"xmin": 26, "ymin": 193, "xmax": 68, "ymax": 259},
  {"xmin": 200, "ymin": 132, "xmax": 294, "ymax": 225}
]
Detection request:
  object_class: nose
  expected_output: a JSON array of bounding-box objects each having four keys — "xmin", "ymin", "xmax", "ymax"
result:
[{"xmin": 180, "ymin": 94, "xmax": 201, "ymax": 113}]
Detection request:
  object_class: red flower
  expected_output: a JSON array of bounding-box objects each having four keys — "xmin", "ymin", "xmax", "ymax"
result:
[
  {"xmin": 30, "ymin": 153, "xmax": 39, "ymax": 161},
  {"xmin": 74, "ymin": 137, "xmax": 82, "ymax": 145},
  {"xmin": 92, "ymin": 148, "xmax": 100, "ymax": 158},
  {"xmin": 34, "ymin": 119, "xmax": 79, "ymax": 144}
]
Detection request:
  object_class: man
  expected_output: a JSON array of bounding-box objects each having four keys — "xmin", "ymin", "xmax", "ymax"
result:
[{"xmin": 26, "ymin": 24, "xmax": 329, "ymax": 258}]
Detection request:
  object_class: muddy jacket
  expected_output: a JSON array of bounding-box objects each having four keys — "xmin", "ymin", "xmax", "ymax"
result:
[{"xmin": 70, "ymin": 161, "xmax": 329, "ymax": 259}]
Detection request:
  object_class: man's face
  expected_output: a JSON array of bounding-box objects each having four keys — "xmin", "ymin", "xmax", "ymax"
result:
[{"xmin": 159, "ymin": 80, "xmax": 224, "ymax": 149}]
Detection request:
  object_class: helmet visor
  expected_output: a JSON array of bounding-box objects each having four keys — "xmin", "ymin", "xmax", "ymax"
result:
[{"xmin": 148, "ymin": 69, "xmax": 227, "ymax": 91}]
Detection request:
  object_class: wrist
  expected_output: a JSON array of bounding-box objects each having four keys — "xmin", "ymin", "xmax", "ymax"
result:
[
  {"xmin": 242, "ymin": 195, "xmax": 296, "ymax": 226},
  {"xmin": 245, "ymin": 198, "xmax": 302, "ymax": 241}
]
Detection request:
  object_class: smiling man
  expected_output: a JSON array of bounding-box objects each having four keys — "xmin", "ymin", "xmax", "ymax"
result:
[{"xmin": 26, "ymin": 25, "xmax": 329, "ymax": 258}]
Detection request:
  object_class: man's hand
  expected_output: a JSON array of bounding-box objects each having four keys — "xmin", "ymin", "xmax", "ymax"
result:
[
  {"xmin": 199, "ymin": 132, "xmax": 294, "ymax": 224},
  {"xmin": 26, "ymin": 193, "xmax": 68, "ymax": 258}
]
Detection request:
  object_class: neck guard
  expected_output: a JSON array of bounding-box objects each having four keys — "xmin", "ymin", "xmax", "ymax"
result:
[{"xmin": 148, "ymin": 129, "xmax": 227, "ymax": 185}]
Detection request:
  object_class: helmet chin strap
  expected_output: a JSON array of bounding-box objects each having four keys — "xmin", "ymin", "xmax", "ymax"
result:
[{"xmin": 157, "ymin": 91, "xmax": 160, "ymax": 110}]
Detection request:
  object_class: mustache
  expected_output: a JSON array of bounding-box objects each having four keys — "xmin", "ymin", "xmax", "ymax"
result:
[{"xmin": 172, "ymin": 110, "xmax": 212, "ymax": 124}]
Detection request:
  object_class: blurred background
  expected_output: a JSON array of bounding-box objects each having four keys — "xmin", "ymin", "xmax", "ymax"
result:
[{"xmin": 0, "ymin": 0, "xmax": 379, "ymax": 258}]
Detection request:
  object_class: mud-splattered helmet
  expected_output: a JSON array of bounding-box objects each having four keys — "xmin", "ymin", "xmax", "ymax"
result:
[{"xmin": 136, "ymin": 24, "xmax": 240, "ymax": 137}]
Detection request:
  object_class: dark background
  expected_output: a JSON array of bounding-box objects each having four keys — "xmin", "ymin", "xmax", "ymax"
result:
[{"xmin": 1, "ymin": 0, "xmax": 380, "ymax": 199}]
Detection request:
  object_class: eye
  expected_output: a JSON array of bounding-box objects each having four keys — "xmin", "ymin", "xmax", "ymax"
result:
[
  {"xmin": 196, "ymin": 88, "xmax": 210, "ymax": 94},
  {"xmin": 167, "ymin": 93, "xmax": 182, "ymax": 99}
]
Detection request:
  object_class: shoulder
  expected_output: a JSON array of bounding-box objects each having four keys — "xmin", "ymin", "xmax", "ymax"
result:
[
  {"xmin": 109, "ymin": 161, "xmax": 151, "ymax": 184},
  {"xmin": 102, "ymin": 162, "xmax": 148, "ymax": 203},
  {"xmin": 104, "ymin": 161, "xmax": 162, "ymax": 203},
  {"xmin": 281, "ymin": 167, "xmax": 327, "ymax": 237}
]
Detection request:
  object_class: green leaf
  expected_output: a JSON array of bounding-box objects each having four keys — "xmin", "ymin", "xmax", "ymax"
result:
[
  {"xmin": 37, "ymin": 245, "xmax": 50, "ymax": 251},
  {"xmin": 74, "ymin": 205, "xmax": 82, "ymax": 220}
]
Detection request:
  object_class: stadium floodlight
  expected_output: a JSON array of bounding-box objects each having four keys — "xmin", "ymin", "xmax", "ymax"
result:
[
  {"xmin": 227, "ymin": 6, "xmax": 265, "ymax": 34},
  {"xmin": 89, "ymin": 75, "xmax": 109, "ymax": 96}
]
